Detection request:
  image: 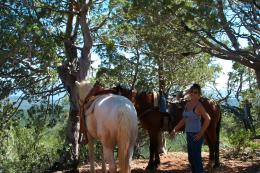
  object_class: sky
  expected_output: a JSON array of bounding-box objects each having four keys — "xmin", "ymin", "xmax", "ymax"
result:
[
  {"xmin": 210, "ymin": 58, "xmax": 233, "ymax": 88},
  {"xmin": 91, "ymin": 52, "xmax": 102, "ymax": 69}
]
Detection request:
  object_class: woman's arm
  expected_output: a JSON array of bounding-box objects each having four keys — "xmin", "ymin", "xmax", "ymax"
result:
[
  {"xmin": 174, "ymin": 118, "xmax": 185, "ymax": 132},
  {"xmin": 171, "ymin": 118, "xmax": 185, "ymax": 138},
  {"xmin": 194, "ymin": 104, "xmax": 211, "ymax": 141}
]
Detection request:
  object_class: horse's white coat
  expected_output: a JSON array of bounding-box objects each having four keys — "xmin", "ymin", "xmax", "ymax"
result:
[{"xmin": 76, "ymin": 81, "xmax": 138, "ymax": 173}]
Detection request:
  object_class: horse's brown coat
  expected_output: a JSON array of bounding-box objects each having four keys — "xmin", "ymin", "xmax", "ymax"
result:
[
  {"xmin": 114, "ymin": 85, "xmax": 221, "ymax": 171},
  {"xmin": 169, "ymin": 97, "xmax": 221, "ymax": 169}
]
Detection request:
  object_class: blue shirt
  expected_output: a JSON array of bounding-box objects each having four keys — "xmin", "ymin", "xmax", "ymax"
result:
[
  {"xmin": 183, "ymin": 105, "xmax": 201, "ymax": 132},
  {"xmin": 159, "ymin": 95, "xmax": 167, "ymax": 112}
]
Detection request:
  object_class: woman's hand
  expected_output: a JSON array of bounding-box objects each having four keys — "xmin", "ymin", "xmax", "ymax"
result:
[
  {"xmin": 171, "ymin": 118, "xmax": 185, "ymax": 139},
  {"xmin": 194, "ymin": 132, "xmax": 203, "ymax": 141},
  {"xmin": 171, "ymin": 129, "xmax": 177, "ymax": 139}
]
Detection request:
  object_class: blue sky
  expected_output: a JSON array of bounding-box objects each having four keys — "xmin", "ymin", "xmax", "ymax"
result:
[{"xmin": 211, "ymin": 58, "xmax": 233, "ymax": 88}]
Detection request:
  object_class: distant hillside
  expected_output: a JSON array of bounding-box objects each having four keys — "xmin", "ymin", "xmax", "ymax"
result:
[
  {"xmin": 8, "ymin": 95, "xmax": 69, "ymax": 110},
  {"xmin": 9, "ymin": 92, "xmax": 239, "ymax": 111},
  {"xmin": 9, "ymin": 95, "xmax": 32, "ymax": 110}
]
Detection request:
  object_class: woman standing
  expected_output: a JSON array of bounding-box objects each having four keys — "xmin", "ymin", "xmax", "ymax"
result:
[{"xmin": 171, "ymin": 84, "xmax": 211, "ymax": 173}]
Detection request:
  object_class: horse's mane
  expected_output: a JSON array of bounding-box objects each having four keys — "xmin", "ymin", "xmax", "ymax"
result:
[
  {"xmin": 199, "ymin": 97, "xmax": 219, "ymax": 108},
  {"xmin": 113, "ymin": 84, "xmax": 131, "ymax": 96},
  {"xmin": 199, "ymin": 96, "xmax": 211, "ymax": 102},
  {"xmin": 136, "ymin": 91, "xmax": 150, "ymax": 97}
]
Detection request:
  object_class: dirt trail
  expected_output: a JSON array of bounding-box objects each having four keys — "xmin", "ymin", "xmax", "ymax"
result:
[{"xmin": 79, "ymin": 152, "xmax": 260, "ymax": 173}]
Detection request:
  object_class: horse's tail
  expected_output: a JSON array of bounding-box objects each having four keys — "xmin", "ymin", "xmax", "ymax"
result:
[{"xmin": 117, "ymin": 105, "xmax": 138, "ymax": 173}]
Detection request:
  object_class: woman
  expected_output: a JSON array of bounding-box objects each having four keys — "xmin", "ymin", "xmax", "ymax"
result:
[{"xmin": 171, "ymin": 84, "xmax": 211, "ymax": 173}]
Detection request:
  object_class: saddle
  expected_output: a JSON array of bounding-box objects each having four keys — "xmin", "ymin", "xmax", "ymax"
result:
[{"xmin": 79, "ymin": 85, "xmax": 117, "ymax": 144}]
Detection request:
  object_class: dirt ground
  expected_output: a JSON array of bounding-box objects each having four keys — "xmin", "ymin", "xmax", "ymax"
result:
[{"xmin": 79, "ymin": 151, "xmax": 260, "ymax": 173}]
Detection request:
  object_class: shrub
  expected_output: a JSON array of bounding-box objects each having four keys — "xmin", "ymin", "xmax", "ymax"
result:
[{"xmin": 228, "ymin": 129, "xmax": 256, "ymax": 154}]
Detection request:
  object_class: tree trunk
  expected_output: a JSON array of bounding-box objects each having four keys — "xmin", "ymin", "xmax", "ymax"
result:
[
  {"xmin": 52, "ymin": 1, "xmax": 93, "ymax": 170},
  {"xmin": 53, "ymin": 64, "xmax": 81, "ymax": 171},
  {"xmin": 255, "ymin": 68, "xmax": 260, "ymax": 89}
]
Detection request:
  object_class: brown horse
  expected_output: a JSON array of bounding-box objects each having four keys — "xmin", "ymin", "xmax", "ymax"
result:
[
  {"xmin": 114, "ymin": 85, "xmax": 175, "ymax": 170},
  {"xmin": 168, "ymin": 97, "xmax": 222, "ymax": 170},
  {"xmin": 114, "ymin": 85, "xmax": 221, "ymax": 171}
]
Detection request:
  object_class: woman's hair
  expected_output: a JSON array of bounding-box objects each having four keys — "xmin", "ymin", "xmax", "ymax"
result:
[{"xmin": 189, "ymin": 83, "xmax": 201, "ymax": 95}]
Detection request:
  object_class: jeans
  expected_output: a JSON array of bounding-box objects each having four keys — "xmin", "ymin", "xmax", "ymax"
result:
[{"xmin": 186, "ymin": 132, "xmax": 204, "ymax": 173}]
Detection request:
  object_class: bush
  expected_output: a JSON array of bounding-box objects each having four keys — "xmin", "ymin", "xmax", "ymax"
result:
[
  {"xmin": 0, "ymin": 124, "xmax": 65, "ymax": 173},
  {"xmin": 0, "ymin": 102, "xmax": 67, "ymax": 173},
  {"xmin": 228, "ymin": 129, "xmax": 251, "ymax": 153}
]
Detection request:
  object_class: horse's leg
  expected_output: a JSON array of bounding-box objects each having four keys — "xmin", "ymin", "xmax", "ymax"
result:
[
  {"xmin": 205, "ymin": 132, "xmax": 215, "ymax": 173},
  {"xmin": 147, "ymin": 131, "xmax": 161, "ymax": 170},
  {"xmin": 101, "ymin": 146, "xmax": 106, "ymax": 173},
  {"xmin": 103, "ymin": 145, "xmax": 116, "ymax": 173},
  {"xmin": 118, "ymin": 139, "xmax": 133, "ymax": 173},
  {"xmin": 146, "ymin": 132, "xmax": 155, "ymax": 170},
  {"xmin": 214, "ymin": 117, "xmax": 221, "ymax": 168},
  {"xmin": 154, "ymin": 132, "xmax": 161, "ymax": 169},
  {"xmin": 214, "ymin": 139, "xmax": 220, "ymax": 168},
  {"xmin": 88, "ymin": 137, "xmax": 95, "ymax": 173}
]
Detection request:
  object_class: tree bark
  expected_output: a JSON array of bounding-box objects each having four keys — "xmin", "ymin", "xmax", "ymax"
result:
[
  {"xmin": 54, "ymin": 64, "xmax": 81, "ymax": 171},
  {"xmin": 254, "ymin": 68, "xmax": 260, "ymax": 89}
]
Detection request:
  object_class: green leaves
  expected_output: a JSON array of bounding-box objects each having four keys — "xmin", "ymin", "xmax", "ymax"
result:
[
  {"xmin": 93, "ymin": 0, "xmax": 219, "ymax": 93},
  {"xmin": 0, "ymin": 1, "xmax": 64, "ymax": 101}
]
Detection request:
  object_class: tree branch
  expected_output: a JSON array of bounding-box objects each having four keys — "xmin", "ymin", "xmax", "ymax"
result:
[
  {"xmin": 77, "ymin": 0, "xmax": 93, "ymax": 80},
  {"xmin": 90, "ymin": 12, "xmax": 111, "ymax": 32},
  {"xmin": 217, "ymin": 0, "xmax": 240, "ymax": 50}
]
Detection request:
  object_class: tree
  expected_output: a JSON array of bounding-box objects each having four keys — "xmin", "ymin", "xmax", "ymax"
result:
[
  {"xmin": 95, "ymin": 0, "xmax": 219, "ymax": 92},
  {"xmin": 0, "ymin": 0, "xmax": 65, "ymax": 154},
  {"xmin": 182, "ymin": 0, "xmax": 260, "ymax": 88},
  {"xmin": 129, "ymin": 0, "xmax": 260, "ymax": 88},
  {"xmin": 0, "ymin": 0, "xmax": 117, "ymax": 170}
]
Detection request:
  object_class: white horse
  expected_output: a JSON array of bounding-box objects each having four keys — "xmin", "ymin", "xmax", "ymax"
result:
[{"xmin": 75, "ymin": 80, "xmax": 138, "ymax": 173}]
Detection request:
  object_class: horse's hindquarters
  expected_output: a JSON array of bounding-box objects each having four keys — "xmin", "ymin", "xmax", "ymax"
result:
[{"xmin": 86, "ymin": 94, "xmax": 138, "ymax": 173}]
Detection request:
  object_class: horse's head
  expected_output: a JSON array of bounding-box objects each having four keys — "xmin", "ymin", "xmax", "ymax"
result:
[
  {"xmin": 134, "ymin": 92, "xmax": 155, "ymax": 113},
  {"xmin": 113, "ymin": 85, "xmax": 137, "ymax": 102},
  {"xmin": 112, "ymin": 85, "xmax": 156, "ymax": 114},
  {"xmin": 113, "ymin": 84, "xmax": 131, "ymax": 97},
  {"xmin": 75, "ymin": 80, "xmax": 93, "ymax": 104}
]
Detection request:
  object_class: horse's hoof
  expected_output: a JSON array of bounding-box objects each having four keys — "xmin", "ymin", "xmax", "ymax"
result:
[
  {"xmin": 208, "ymin": 167, "xmax": 215, "ymax": 173},
  {"xmin": 145, "ymin": 167, "xmax": 151, "ymax": 171},
  {"xmin": 213, "ymin": 163, "xmax": 220, "ymax": 168},
  {"xmin": 145, "ymin": 164, "xmax": 156, "ymax": 171},
  {"xmin": 145, "ymin": 164, "xmax": 152, "ymax": 170}
]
